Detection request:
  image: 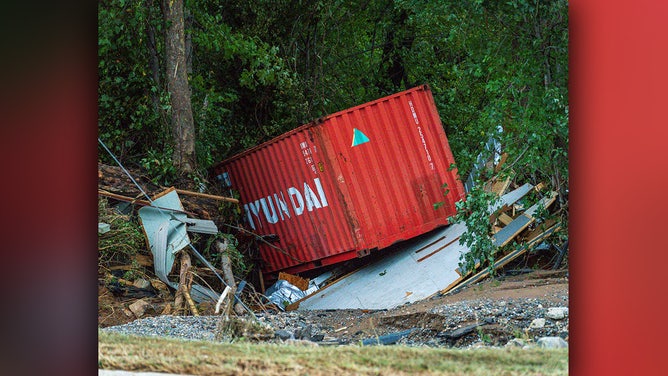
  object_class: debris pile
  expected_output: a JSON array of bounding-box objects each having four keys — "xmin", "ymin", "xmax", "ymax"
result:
[{"xmin": 98, "ymin": 147, "xmax": 567, "ymax": 347}]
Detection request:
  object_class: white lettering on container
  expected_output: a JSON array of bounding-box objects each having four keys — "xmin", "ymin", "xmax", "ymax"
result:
[
  {"xmin": 409, "ymin": 100, "xmax": 435, "ymax": 171},
  {"xmin": 245, "ymin": 178, "xmax": 329, "ymax": 230}
]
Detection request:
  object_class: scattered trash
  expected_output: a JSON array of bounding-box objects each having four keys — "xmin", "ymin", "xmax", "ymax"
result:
[
  {"xmin": 265, "ymin": 279, "xmax": 318, "ymax": 310},
  {"xmin": 438, "ymin": 319, "xmax": 494, "ymax": 340},
  {"xmin": 137, "ymin": 188, "xmax": 219, "ymax": 303},
  {"xmin": 361, "ymin": 329, "xmax": 417, "ymax": 346},
  {"xmin": 98, "ymin": 222, "xmax": 111, "ymax": 234}
]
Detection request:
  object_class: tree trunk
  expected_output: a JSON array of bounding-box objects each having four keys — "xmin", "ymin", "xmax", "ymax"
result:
[
  {"xmin": 163, "ymin": 0, "xmax": 196, "ymax": 174},
  {"xmin": 145, "ymin": 0, "xmax": 168, "ymax": 128}
]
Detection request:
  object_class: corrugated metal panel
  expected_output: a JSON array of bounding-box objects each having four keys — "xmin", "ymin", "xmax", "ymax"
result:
[{"xmin": 212, "ymin": 85, "xmax": 465, "ymax": 278}]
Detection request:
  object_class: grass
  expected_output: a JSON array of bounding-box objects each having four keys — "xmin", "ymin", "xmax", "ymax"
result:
[{"xmin": 99, "ymin": 331, "xmax": 568, "ymax": 375}]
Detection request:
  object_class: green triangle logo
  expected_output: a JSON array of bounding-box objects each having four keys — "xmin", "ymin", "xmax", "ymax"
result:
[{"xmin": 351, "ymin": 128, "xmax": 370, "ymax": 147}]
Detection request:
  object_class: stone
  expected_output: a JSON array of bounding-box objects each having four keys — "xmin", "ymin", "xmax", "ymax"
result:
[
  {"xmin": 234, "ymin": 303, "xmax": 246, "ymax": 316},
  {"xmin": 128, "ymin": 299, "xmax": 151, "ymax": 318},
  {"xmin": 98, "ymin": 222, "xmax": 111, "ymax": 234},
  {"xmin": 133, "ymin": 278, "xmax": 151, "ymax": 289},
  {"xmin": 310, "ymin": 333, "xmax": 325, "ymax": 342},
  {"xmin": 505, "ymin": 338, "xmax": 526, "ymax": 348},
  {"xmin": 537, "ymin": 336, "xmax": 568, "ymax": 349},
  {"xmin": 546, "ymin": 307, "xmax": 569, "ymax": 320},
  {"xmin": 528, "ymin": 318, "xmax": 546, "ymax": 329},
  {"xmin": 275, "ymin": 329, "xmax": 294, "ymax": 340}
]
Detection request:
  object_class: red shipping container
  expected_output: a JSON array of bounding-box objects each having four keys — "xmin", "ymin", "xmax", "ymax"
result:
[{"xmin": 212, "ymin": 85, "xmax": 465, "ymax": 278}]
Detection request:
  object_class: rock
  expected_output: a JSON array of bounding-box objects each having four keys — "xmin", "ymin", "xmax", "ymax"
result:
[
  {"xmin": 98, "ymin": 222, "xmax": 111, "ymax": 234},
  {"xmin": 295, "ymin": 324, "xmax": 314, "ymax": 340},
  {"xmin": 133, "ymin": 278, "xmax": 151, "ymax": 289},
  {"xmin": 234, "ymin": 303, "xmax": 246, "ymax": 316},
  {"xmin": 128, "ymin": 299, "xmax": 151, "ymax": 318},
  {"xmin": 528, "ymin": 318, "xmax": 546, "ymax": 329},
  {"xmin": 310, "ymin": 333, "xmax": 325, "ymax": 342},
  {"xmin": 275, "ymin": 329, "xmax": 294, "ymax": 340},
  {"xmin": 505, "ymin": 338, "xmax": 526, "ymax": 348},
  {"xmin": 546, "ymin": 307, "xmax": 569, "ymax": 320},
  {"xmin": 537, "ymin": 336, "xmax": 568, "ymax": 349}
]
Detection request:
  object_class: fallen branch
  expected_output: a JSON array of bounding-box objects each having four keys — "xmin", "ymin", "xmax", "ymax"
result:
[{"xmin": 215, "ymin": 286, "xmax": 231, "ymax": 314}]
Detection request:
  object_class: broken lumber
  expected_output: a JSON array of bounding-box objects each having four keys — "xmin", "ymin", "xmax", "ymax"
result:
[
  {"xmin": 497, "ymin": 213, "xmax": 514, "ymax": 226},
  {"xmin": 174, "ymin": 250, "xmax": 198, "ymax": 315},
  {"xmin": 494, "ymin": 153, "xmax": 509, "ymax": 173},
  {"xmin": 217, "ymin": 240, "xmax": 237, "ymax": 289},
  {"xmin": 492, "ymin": 191, "xmax": 558, "ymax": 248},
  {"xmin": 443, "ymin": 224, "xmax": 561, "ymax": 296}
]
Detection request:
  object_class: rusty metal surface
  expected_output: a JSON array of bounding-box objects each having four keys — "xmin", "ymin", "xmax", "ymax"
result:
[{"xmin": 213, "ymin": 85, "xmax": 465, "ymax": 278}]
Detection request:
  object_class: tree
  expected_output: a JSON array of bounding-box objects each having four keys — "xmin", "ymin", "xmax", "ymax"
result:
[{"xmin": 162, "ymin": 0, "xmax": 196, "ymax": 174}]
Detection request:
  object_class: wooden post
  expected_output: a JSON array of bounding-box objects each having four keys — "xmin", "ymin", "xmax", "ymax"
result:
[
  {"xmin": 216, "ymin": 240, "xmax": 236, "ymax": 289},
  {"xmin": 174, "ymin": 250, "xmax": 193, "ymax": 315},
  {"xmin": 216, "ymin": 239, "xmax": 237, "ymax": 316}
]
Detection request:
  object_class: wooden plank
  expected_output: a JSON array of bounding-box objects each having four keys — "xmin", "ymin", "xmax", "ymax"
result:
[
  {"xmin": 524, "ymin": 218, "xmax": 558, "ymax": 243},
  {"xmin": 490, "ymin": 177, "xmax": 511, "ymax": 196},
  {"xmin": 494, "ymin": 153, "xmax": 509, "ymax": 173},
  {"xmin": 98, "ymin": 190, "xmax": 152, "ymax": 206},
  {"xmin": 492, "ymin": 191, "xmax": 557, "ymax": 248},
  {"xmin": 498, "ymin": 213, "xmax": 514, "ymax": 226},
  {"xmin": 175, "ymin": 188, "xmax": 239, "ymax": 204},
  {"xmin": 278, "ymin": 272, "xmax": 310, "ymax": 291}
]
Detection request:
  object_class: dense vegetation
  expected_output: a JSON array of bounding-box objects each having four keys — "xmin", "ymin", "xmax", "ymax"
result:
[
  {"xmin": 98, "ymin": 0, "xmax": 568, "ymax": 191},
  {"xmin": 99, "ymin": 0, "xmax": 568, "ymax": 277}
]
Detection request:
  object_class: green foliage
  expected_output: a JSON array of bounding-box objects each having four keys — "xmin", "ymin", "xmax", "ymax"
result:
[
  {"xmin": 140, "ymin": 147, "xmax": 177, "ymax": 185},
  {"xmin": 433, "ymin": 182, "xmax": 450, "ymax": 210},
  {"xmin": 99, "ymin": 0, "xmax": 568, "ymax": 208},
  {"xmin": 448, "ymin": 184, "xmax": 500, "ymax": 276},
  {"xmin": 204, "ymin": 232, "xmax": 252, "ymax": 279},
  {"xmin": 98, "ymin": 197, "xmax": 147, "ymax": 270},
  {"xmin": 477, "ymin": 327, "xmax": 492, "ymax": 344},
  {"xmin": 98, "ymin": 0, "xmax": 169, "ymax": 163}
]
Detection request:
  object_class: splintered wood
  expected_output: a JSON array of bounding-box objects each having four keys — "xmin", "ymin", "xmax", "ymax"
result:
[{"xmin": 278, "ymin": 272, "xmax": 310, "ymax": 291}]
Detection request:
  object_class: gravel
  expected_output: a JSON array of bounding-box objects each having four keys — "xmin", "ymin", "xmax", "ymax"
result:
[
  {"xmin": 102, "ymin": 294, "xmax": 569, "ymax": 349},
  {"xmin": 103, "ymin": 315, "xmax": 220, "ymax": 342}
]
